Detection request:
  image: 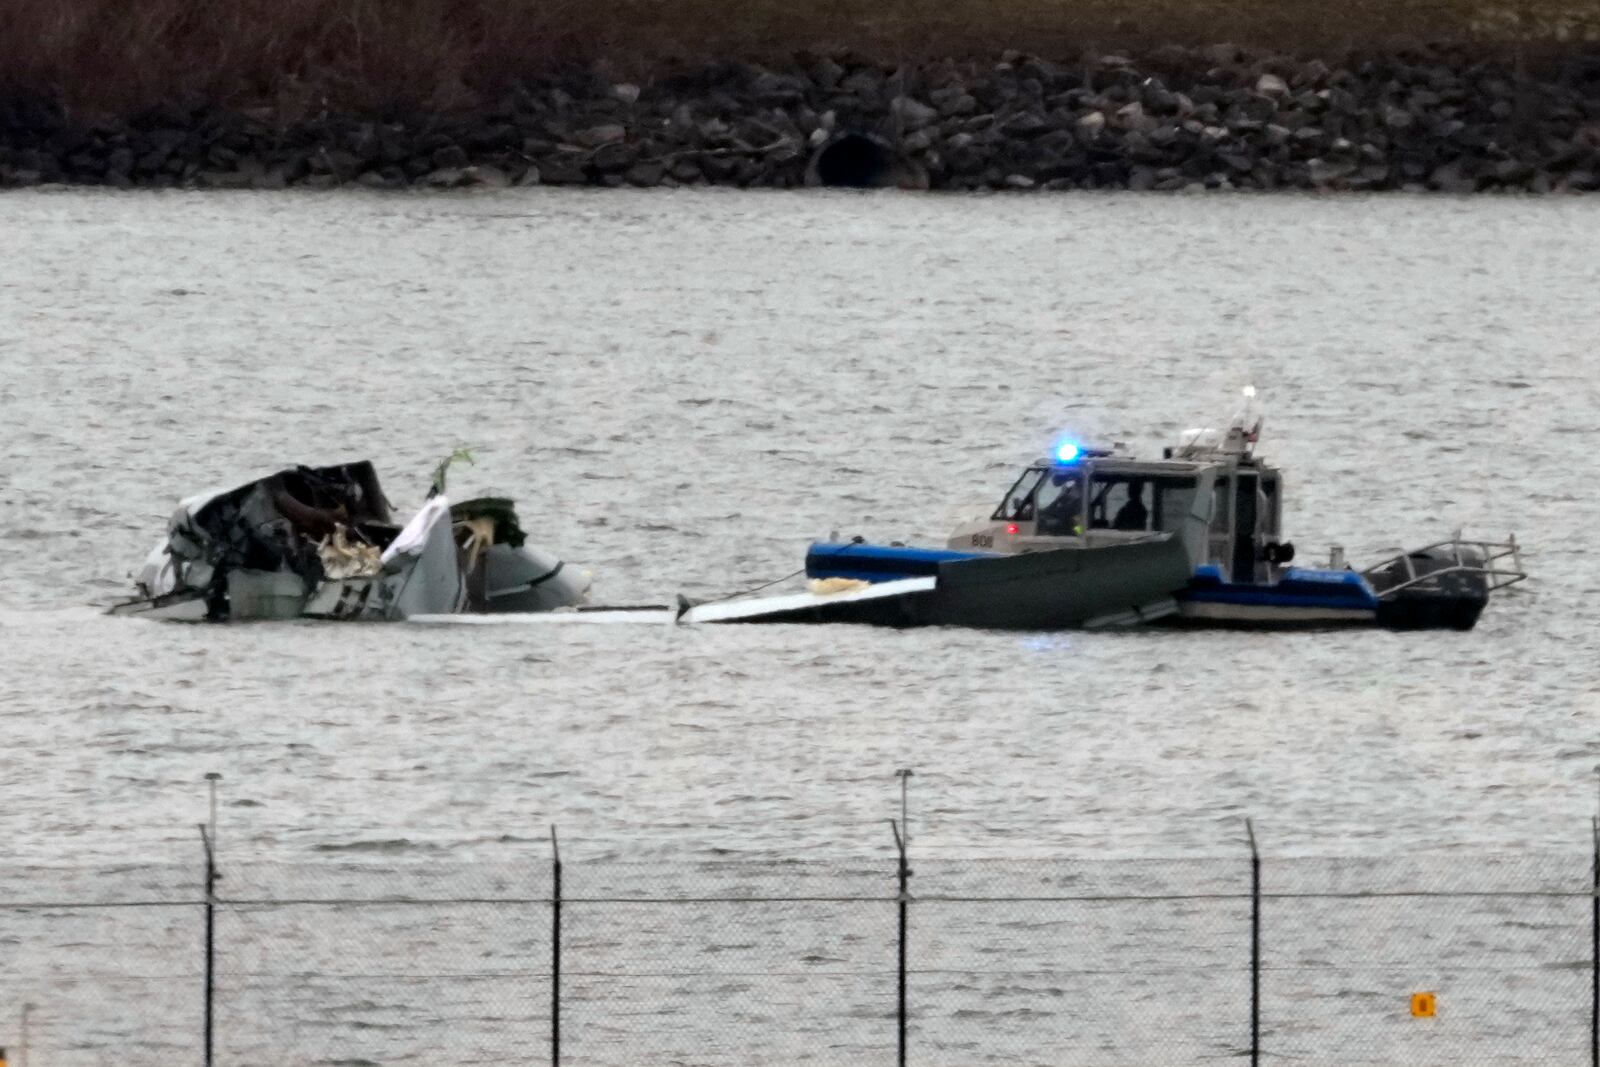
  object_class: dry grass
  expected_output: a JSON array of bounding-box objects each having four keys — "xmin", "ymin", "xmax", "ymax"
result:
[{"xmin": 1, "ymin": 0, "xmax": 1597, "ymax": 114}]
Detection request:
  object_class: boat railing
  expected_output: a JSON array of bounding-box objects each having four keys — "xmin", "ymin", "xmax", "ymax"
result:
[{"xmin": 1360, "ymin": 533, "xmax": 1527, "ymax": 599}]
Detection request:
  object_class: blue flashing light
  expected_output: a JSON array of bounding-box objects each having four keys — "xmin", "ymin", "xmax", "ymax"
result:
[{"xmin": 1055, "ymin": 440, "xmax": 1082, "ymax": 464}]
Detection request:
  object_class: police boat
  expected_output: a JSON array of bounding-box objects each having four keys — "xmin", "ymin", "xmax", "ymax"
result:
[{"xmin": 804, "ymin": 402, "xmax": 1525, "ymax": 631}]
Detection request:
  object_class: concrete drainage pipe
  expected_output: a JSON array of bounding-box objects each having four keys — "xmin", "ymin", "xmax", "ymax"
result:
[{"xmin": 805, "ymin": 132, "xmax": 928, "ymax": 189}]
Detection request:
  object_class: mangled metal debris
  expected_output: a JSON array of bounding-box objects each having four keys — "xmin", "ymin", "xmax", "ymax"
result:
[{"xmin": 110, "ymin": 460, "xmax": 589, "ymax": 622}]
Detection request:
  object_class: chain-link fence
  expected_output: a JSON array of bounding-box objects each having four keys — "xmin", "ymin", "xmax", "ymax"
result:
[{"xmin": 2, "ymin": 834, "xmax": 1597, "ymax": 1066}]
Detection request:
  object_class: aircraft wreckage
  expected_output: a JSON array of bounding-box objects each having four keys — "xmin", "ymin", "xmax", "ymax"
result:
[{"xmin": 109, "ymin": 459, "xmax": 590, "ymax": 622}]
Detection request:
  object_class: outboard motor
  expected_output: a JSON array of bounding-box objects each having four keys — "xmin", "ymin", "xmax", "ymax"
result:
[{"xmin": 1370, "ymin": 545, "xmax": 1490, "ymax": 631}]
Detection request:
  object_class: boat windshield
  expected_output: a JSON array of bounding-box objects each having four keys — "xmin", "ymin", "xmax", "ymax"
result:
[{"xmin": 992, "ymin": 467, "xmax": 1047, "ymax": 520}]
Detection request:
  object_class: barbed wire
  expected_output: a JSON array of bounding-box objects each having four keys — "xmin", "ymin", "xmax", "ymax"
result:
[
  {"xmin": 2, "ymin": 962, "xmax": 1582, "ymax": 984},
  {"xmin": 5, "ymin": 887, "xmax": 1594, "ymax": 908}
]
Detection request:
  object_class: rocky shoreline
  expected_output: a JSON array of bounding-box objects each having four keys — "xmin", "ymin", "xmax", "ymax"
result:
[{"xmin": 4, "ymin": 46, "xmax": 1600, "ymax": 192}]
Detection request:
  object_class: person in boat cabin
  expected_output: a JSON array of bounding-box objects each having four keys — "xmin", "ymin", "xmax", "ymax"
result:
[
  {"xmin": 1112, "ymin": 480, "xmax": 1149, "ymax": 531},
  {"xmin": 1036, "ymin": 472, "xmax": 1085, "ymax": 536}
]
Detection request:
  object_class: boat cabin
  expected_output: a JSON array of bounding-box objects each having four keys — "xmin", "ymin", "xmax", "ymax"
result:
[{"xmin": 948, "ymin": 440, "xmax": 1287, "ymax": 584}]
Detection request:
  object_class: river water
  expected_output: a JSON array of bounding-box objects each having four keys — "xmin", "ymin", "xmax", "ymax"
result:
[{"xmin": 1, "ymin": 188, "xmax": 1598, "ymax": 1064}]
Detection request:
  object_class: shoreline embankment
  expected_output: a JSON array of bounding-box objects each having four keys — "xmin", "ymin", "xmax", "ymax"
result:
[{"xmin": 4, "ymin": 46, "xmax": 1600, "ymax": 192}]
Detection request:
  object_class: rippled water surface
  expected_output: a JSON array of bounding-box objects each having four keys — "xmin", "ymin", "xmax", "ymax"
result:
[{"xmin": 2, "ymin": 188, "xmax": 1598, "ymax": 869}]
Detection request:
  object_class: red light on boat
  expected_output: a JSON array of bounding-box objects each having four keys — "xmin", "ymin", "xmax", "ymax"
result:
[{"xmin": 1007, "ymin": 524, "xmax": 1018, "ymax": 535}]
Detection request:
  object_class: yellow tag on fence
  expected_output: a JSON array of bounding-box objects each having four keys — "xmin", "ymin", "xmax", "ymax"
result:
[{"xmin": 1411, "ymin": 992, "xmax": 1437, "ymax": 1018}]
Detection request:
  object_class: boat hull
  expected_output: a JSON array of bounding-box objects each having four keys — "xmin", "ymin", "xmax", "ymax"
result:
[
  {"xmin": 803, "ymin": 537, "xmax": 1196, "ymax": 630},
  {"xmin": 1171, "ymin": 564, "xmax": 1381, "ymax": 629},
  {"xmin": 804, "ymin": 547, "xmax": 1495, "ymax": 631}
]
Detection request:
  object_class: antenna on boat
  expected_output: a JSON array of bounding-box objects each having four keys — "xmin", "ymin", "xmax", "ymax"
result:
[
  {"xmin": 1225, "ymin": 384, "xmax": 1263, "ymax": 455},
  {"xmin": 1238, "ymin": 384, "xmax": 1261, "ymax": 434}
]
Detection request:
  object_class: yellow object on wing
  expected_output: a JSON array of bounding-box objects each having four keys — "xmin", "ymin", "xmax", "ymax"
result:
[{"xmin": 808, "ymin": 577, "xmax": 871, "ymax": 596}]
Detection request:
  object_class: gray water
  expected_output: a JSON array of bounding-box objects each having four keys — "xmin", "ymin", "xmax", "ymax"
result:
[{"xmin": 1, "ymin": 188, "xmax": 1598, "ymax": 1064}]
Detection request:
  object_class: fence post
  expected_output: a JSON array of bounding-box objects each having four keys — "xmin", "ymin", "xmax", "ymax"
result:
[
  {"xmin": 198, "ymin": 823, "xmax": 218, "ymax": 1067},
  {"xmin": 1590, "ymin": 815, "xmax": 1596, "ymax": 1067},
  {"xmin": 1246, "ymin": 818, "xmax": 1260, "ymax": 1067},
  {"xmin": 11, "ymin": 1001, "xmax": 33, "ymax": 1067},
  {"xmin": 890, "ymin": 817, "xmax": 910, "ymax": 1067},
  {"xmin": 551, "ymin": 825, "xmax": 562, "ymax": 1067}
]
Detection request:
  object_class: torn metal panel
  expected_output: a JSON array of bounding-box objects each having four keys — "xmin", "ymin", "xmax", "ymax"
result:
[{"xmin": 376, "ymin": 495, "xmax": 465, "ymax": 619}]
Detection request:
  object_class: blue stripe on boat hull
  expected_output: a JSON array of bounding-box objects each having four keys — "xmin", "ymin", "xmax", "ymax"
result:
[{"xmin": 1183, "ymin": 590, "xmax": 1378, "ymax": 611}]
